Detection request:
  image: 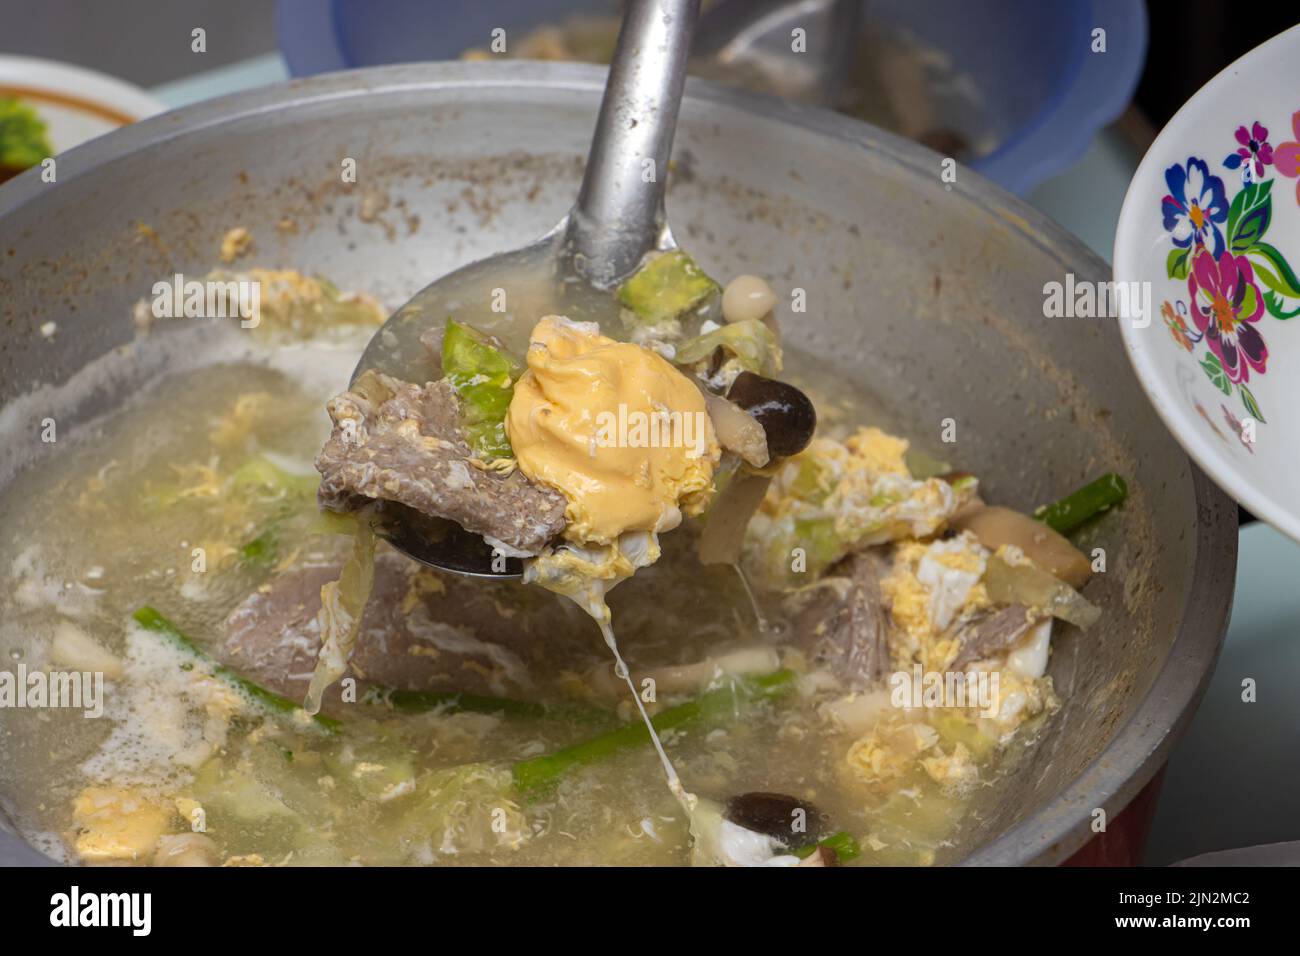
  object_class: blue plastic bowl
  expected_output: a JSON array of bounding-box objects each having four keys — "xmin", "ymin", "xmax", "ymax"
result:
[{"xmin": 276, "ymin": 0, "xmax": 1146, "ymax": 195}]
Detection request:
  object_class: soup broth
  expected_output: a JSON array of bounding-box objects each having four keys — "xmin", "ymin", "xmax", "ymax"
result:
[{"xmin": 0, "ymin": 273, "xmax": 1058, "ymax": 867}]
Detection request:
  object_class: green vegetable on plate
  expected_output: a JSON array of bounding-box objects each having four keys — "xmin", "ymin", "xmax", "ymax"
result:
[{"xmin": 0, "ymin": 97, "xmax": 53, "ymax": 178}]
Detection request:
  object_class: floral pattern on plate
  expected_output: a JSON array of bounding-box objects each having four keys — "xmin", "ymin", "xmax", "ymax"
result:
[{"xmin": 1158, "ymin": 111, "xmax": 1300, "ymax": 427}]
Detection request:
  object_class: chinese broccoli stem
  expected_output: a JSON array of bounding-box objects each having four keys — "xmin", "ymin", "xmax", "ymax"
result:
[
  {"xmin": 793, "ymin": 830, "xmax": 862, "ymax": 864},
  {"xmin": 511, "ymin": 669, "xmax": 797, "ymax": 796},
  {"xmin": 1034, "ymin": 473, "xmax": 1128, "ymax": 535},
  {"xmin": 132, "ymin": 606, "xmax": 341, "ymax": 733}
]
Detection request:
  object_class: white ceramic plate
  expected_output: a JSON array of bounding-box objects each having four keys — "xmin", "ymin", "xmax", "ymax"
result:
[
  {"xmin": 0, "ymin": 55, "xmax": 165, "ymax": 157},
  {"xmin": 1115, "ymin": 24, "xmax": 1300, "ymax": 541}
]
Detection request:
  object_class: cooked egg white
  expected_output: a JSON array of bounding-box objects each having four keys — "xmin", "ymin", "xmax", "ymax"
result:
[
  {"xmin": 524, "ymin": 531, "xmax": 661, "ymax": 623},
  {"xmin": 881, "ymin": 532, "xmax": 990, "ymax": 672},
  {"xmin": 749, "ymin": 425, "xmax": 973, "ymax": 587}
]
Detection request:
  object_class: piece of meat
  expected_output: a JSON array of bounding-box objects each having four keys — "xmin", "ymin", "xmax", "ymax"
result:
[
  {"xmin": 219, "ymin": 549, "xmax": 590, "ymax": 712},
  {"xmin": 785, "ymin": 549, "xmax": 890, "ymax": 687},
  {"xmin": 950, "ymin": 604, "xmax": 1042, "ymax": 668},
  {"xmin": 314, "ymin": 371, "xmax": 566, "ymax": 554}
]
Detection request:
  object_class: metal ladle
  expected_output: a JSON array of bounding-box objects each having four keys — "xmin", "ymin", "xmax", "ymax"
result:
[{"xmin": 354, "ymin": 0, "xmax": 811, "ymax": 576}]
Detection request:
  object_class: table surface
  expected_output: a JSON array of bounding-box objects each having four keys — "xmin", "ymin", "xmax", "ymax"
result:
[{"xmin": 151, "ymin": 55, "xmax": 1300, "ymax": 865}]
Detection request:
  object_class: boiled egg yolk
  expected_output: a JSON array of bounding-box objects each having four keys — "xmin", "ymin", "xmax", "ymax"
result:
[{"xmin": 506, "ymin": 316, "xmax": 719, "ymax": 544}]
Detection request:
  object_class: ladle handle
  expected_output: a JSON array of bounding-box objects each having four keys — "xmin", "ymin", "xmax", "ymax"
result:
[{"xmin": 567, "ymin": 0, "xmax": 700, "ymax": 286}]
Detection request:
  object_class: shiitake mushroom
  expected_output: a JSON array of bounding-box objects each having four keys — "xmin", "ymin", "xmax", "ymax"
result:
[
  {"xmin": 724, "ymin": 791, "xmax": 826, "ymax": 847},
  {"xmin": 726, "ymin": 371, "xmax": 816, "ymax": 459}
]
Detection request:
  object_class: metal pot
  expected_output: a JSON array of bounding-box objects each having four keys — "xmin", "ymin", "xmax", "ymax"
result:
[{"xmin": 0, "ymin": 62, "xmax": 1236, "ymax": 866}]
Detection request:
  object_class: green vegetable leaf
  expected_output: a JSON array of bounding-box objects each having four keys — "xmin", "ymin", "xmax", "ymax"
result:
[
  {"xmin": 674, "ymin": 318, "xmax": 782, "ymax": 377},
  {"xmin": 793, "ymin": 831, "xmax": 862, "ymax": 863},
  {"xmin": 227, "ymin": 455, "xmax": 319, "ymax": 500},
  {"xmin": 441, "ymin": 320, "xmax": 521, "ymax": 460},
  {"xmin": 1199, "ymin": 351, "xmax": 1231, "ymax": 395},
  {"xmin": 1239, "ymin": 383, "xmax": 1265, "ymax": 423},
  {"xmin": 238, "ymin": 529, "xmax": 277, "ymax": 568},
  {"xmin": 0, "ymin": 97, "xmax": 53, "ymax": 171},
  {"xmin": 618, "ymin": 249, "xmax": 720, "ymax": 326}
]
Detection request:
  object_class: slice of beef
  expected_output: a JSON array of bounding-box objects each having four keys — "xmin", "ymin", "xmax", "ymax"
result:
[
  {"xmin": 220, "ymin": 549, "xmax": 591, "ymax": 713},
  {"xmin": 950, "ymin": 604, "xmax": 1042, "ymax": 668},
  {"xmin": 785, "ymin": 548, "xmax": 891, "ymax": 688},
  {"xmin": 314, "ymin": 370, "xmax": 566, "ymax": 554}
]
